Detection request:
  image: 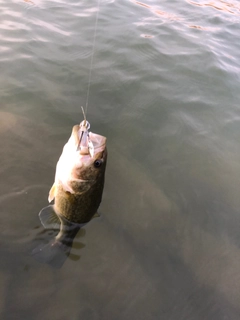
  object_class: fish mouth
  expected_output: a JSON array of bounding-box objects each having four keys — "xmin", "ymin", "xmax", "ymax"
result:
[
  {"xmin": 79, "ymin": 132, "xmax": 106, "ymax": 156},
  {"xmin": 89, "ymin": 132, "xmax": 106, "ymax": 146},
  {"xmin": 72, "ymin": 124, "xmax": 106, "ymax": 157}
]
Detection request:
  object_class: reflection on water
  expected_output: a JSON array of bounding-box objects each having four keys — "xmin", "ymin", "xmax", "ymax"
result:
[
  {"xmin": 23, "ymin": 0, "xmax": 34, "ymax": 5},
  {"xmin": 132, "ymin": 0, "xmax": 180, "ymax": 21},
  {"xmin": 187, "ymin": 0, "xmax": 240, "ymax": 15},
  {"xmin": 131, "ymin": 0, "xmax": 240, "ymax": 31}
]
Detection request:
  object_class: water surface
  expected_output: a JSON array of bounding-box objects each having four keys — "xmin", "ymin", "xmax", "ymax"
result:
[{"xmin": 1, "ymin": 0, "xmax": 240, "ymax": 319}]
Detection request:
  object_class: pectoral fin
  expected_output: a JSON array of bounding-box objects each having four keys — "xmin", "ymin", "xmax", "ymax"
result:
[
  {"xmin": 48, "ymin": 183, "xmax": 56, "ymax": 203},
  {"xmin": 39, "ymin": 205, "xmax": 61, "ymax": 230}
]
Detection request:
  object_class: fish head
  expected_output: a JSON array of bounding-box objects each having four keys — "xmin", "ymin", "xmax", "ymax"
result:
[{"xmin": 54, "ymin": 125, "xmax": 107, "ymax": 195}]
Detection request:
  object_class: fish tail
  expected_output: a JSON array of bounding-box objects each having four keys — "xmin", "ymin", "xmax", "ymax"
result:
[
  {"xmin": 35, "ymin": 206, "xmax": 82, "ymax": 268},
  {"xmin": 31, "ymin": 238, "xmax": 71, "ymax": 269}
]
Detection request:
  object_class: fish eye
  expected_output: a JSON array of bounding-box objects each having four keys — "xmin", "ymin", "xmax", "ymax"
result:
[{"xmin": 94, "ymin": 159, "xmax": 102, "ymax": 168}]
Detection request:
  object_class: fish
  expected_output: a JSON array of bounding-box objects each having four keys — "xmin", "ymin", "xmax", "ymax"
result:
[{"xmin": 32, "ymin": 119, "xmax": 107, "ymax": 267}]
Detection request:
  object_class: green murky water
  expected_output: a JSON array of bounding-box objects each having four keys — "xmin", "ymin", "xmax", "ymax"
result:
[{"xmin": 1, "ymin": 0, "xmax": 240, "ymax": 319}]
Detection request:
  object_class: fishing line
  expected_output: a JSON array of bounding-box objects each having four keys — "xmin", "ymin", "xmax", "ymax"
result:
[
  {"xmin": 81, "ymin": 106, "xmax": 86, "ymax": 126},
  {"xmin": 84, "ymin": 0, "xmax": 101, "ymax": 118}
]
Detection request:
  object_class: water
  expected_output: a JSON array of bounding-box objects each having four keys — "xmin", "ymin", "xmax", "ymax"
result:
[{"xmin": 1, "ymin": 0, "xmax": 240, "ymax": 318}]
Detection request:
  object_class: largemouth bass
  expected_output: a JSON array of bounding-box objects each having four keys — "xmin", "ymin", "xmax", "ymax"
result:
[{"xmin": 32, "ymin": 120, "xmax": 107, "ymax": 267}]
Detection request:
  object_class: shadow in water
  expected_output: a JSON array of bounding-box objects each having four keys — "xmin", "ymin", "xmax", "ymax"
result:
[{"xmin": 31, "ymin": 205, "xmax": 86, "ymax": 269}]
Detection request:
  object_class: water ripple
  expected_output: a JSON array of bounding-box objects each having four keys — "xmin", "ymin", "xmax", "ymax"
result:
[
  {"xmin": 131, "ymin": 0, "xmax": 240, "ymax": 32},
  {"xmin": 33, "ymin": 18, "xmax": 71, "ymax": 37},
  {"xmin": 187, "ymin": 0, "xmax": 240, "ymax": 16},
  {"xmin": 132, "ymin": 0, "xmax": 181, "ymax": 21}
]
